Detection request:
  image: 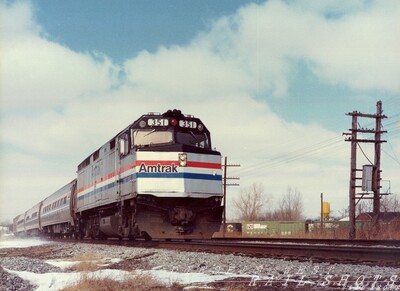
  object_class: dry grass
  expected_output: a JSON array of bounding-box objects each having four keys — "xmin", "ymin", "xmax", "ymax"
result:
[
  {"xmin": 66, "ymin": 253, "xmax": 103, "ymax": 272},
  {"xmin": 293, "ymin": 222, "xmax": 400, "ymax": 240},
  {"xmin": 62, "ymin": 274, "xmax": 183, "ymax": 291},
  {"xmin": 357, "ymin": 221, "xmax": 400, "ymax": 240},
  {"xmin": 61, "ymin": 272, "xmax": 183, "ymax": 291},
  {"xmin": 61, "ymin": 252, "xmax": 183, "ymax": 290}
]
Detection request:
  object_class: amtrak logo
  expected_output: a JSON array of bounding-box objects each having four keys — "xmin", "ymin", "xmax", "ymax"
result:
[{"xmin": 138, "ymin": 163, "xmax": 178, "ymax": 173}]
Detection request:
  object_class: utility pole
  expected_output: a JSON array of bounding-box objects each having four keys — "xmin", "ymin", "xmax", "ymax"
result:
[
  {"xmin": 348, "ymin": 113, "xmax": 358, "ymax": 239},
  {"xmin": 344, "ymin": 101, "xmax": 387, "ymax": 239},
  {"xmin": 320, "ymin": 193, "xmax": 324, "ymax": 235},
  {"xmin": 222, "ymin": 157, "xmax": 240, "ymax": 237},
  {"xmin": 372, "ymin": 101, "xmax": 384, "ymax": 232}
]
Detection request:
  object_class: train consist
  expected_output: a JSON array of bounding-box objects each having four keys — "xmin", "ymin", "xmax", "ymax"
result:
[{"xmin": 13, "ymin": 110, "xmax": 224, "ymax": 240}]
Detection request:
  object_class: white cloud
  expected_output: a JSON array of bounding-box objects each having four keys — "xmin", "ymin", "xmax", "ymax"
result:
[
  {"xmin": 195, "ymin": 0, "xmax": 400, "ymax": 95},
  {"xmin": 305, "ymin": 2, "xmax": 400, "ymax": 92},
  {"xmin": 0, "ymin": 1, "xmax": 41, "ymax": 40},
  {"xmin": 124, "ymin": 46, "xmax": 253, "ymax": 100},
  {"xmin": 0, "ymin": 2, "xmax": 120, "ymax": 111},
  {"xmin": 2, "ymin": 38, "xmax": 119, "ymax": 110},
  {"xmin": 1, "ymin": 0, "xmax": 399, "ymax": 222}
]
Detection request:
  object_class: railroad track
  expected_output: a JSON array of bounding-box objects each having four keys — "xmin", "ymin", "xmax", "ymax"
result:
[
  {"xmin": 138, "ymin": 240, "xmax": 400, "ymax": 267},
  {"xmin": 213, "ymin": 236, "xmax": 400, "ymax": 247},
  {"xmin": 45, "ymin": 237, "xmax": 400, "ymax": 267}
]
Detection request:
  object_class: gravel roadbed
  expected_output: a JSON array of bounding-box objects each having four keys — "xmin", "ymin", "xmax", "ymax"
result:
[{"xmin": 1, "ymin": 241, "xmax": 400, "ymax": 290}]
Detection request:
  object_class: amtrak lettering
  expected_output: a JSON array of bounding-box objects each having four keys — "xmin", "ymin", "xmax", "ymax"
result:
[{"xmin": 138, "ymin": 163, "xmax": 178, "ymax": 173}]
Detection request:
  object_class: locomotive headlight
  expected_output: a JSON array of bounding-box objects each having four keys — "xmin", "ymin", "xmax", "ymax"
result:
[{"xmin": 179, "ymin": 153, "xmax": 187, "ymax": 167}]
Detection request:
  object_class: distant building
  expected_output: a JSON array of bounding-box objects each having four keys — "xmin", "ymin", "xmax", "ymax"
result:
[{"xmin": 356, "ymin": 212, "xmax": 400, "ymax": 222}]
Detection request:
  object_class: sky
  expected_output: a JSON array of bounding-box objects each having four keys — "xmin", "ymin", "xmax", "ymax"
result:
[{"xmin": 1, "ymin": 0, "xmax": 399, "ymax": 223}]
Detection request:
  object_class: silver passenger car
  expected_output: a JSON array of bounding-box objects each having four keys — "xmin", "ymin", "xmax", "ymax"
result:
[
  {"xmin": 13, "ymin": 214, "xmax": 25, "ymax": 235},
  {"xmin": 24, "ymin": 202, "xmax": 42, "ymax": 235},
  {"xmin": 40, "ymin": 180, "xmax": 76, "ymax": 236}
]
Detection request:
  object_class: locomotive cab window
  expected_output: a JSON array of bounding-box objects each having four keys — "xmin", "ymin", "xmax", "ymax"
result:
[
  {"xmin": 176, "ymin": 131, "xmax": 210, "ymax": 149},
  {"xmin": 132, "ymin": 129, "xmax": 173, "ymax": 147}
]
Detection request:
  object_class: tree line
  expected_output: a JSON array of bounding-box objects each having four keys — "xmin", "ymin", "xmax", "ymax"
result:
[{"xmin": 232, "ymin": 183, "xmax": 304, "ymax": 221}]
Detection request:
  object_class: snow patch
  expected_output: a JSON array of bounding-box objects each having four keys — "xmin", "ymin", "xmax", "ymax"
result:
[
  {"xmin": 0, "ymin": 237, "xmax": 49, "ymax": 249},
  {"xmin": 45, "ymin": 259, "xmax": 80, "ymax": 270},
  {"xmin": 4, "ymin": 268, "xmax": 132, "ymax": 291},
  {"xmin": 136, "ymin": 269, "xmax": 251, "ymax": 286}
]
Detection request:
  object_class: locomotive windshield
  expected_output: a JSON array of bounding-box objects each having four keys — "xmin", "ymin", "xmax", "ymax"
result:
[
  {"xmin": 129, "ymin": 110, "xmax": 212, "ymax": 150},
  {"xmin": 131, "ymin": 128, "xmax": 210, "ymax": 149},
  {"xmin": 132, "ymin": 130, "xmax": 173, "ymax": 147},
  {"xmin": 176, "ymin": 131, "xmax": 209, "ymax": 149}
]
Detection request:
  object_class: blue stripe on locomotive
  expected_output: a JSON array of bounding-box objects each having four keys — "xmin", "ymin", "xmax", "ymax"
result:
[{"xmin": 78, "ymin": 172, "xmax": 222, "ymax": 201}]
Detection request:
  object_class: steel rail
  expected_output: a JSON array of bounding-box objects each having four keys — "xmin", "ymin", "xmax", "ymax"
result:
[
  {"xmin": 212, "ymin": 237, "xmax": 400, "ymax": 247},
  {"xmin": 31, "ymin": 237, "xmax": 400, "ymax": 267},
  {"xmin": 143, "ymin": 240, "xmax": 400, "ymax": 266}
]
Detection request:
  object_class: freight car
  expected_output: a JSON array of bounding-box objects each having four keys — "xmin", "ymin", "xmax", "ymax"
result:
[
  {"xmin": 219, "ymin": 221, "xmax": 306, "ymax": 237},
  {"xmin": 13, "ymin": 109, "xmax": 224, "ymax": 241}
]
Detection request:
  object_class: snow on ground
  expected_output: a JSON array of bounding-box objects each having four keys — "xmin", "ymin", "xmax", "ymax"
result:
[
  {"xmin": 2, "ymin": 238, "xmax": 400, "ymax": 290},
  {"xmin": 138, "ymin": 269, "xmax": 251, "ymax": 286},
  {"xmin": 0, "ymin": 236, "xmax": 49, "ymax": 249},
  {"xmin": 4, "ymin": 268, "xmax": 132, "ymax": 291},
  {"xmin": 45, "ymin": 259, "xmax": 80, "ymax": 270},
  {"xmin": 0, "ymin": 237, "xmax": 248, "ymax": 290},
  {"xmin": 5, "ymin": 263, "xmax": 249, "ymax": 291},
  {"xmin": 45, "ymin": 257, "xmax": 123, "ymax": 270}
]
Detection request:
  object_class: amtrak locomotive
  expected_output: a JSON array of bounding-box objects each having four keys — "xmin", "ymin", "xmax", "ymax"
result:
[{"xmin": 13, "ymin": 110, "xmax": 224, "ymax": 240}]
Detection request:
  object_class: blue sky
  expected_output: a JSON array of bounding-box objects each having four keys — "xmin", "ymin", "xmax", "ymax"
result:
[
  {"xmin": 31, "ymin": 0, "xmax": 259, "ymax": 64},
  {"xmin": 29, "ymin": 0, "xmax": 398, "ymax": 130},
  {"xmin": 1, "ymin": 0, "xmax": 399, "ymax": 222}
]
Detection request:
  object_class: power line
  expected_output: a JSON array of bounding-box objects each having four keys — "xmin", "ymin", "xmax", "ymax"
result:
[
  {"xmin": 236, "ymin": 135, "xmax": 345, "ymax": 176},
  {"xmin": 357, "ymin": 143, "xmax": 373, "ymax": 165},
  {"xmin": 382, "ymin": 149, "xmax": 400, "ymax": 166}
]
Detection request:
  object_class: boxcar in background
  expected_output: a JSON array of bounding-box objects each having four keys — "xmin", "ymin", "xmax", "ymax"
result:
[{"xmin": 242, "ymin": 221, "xmax": 305, "ymax": 236}]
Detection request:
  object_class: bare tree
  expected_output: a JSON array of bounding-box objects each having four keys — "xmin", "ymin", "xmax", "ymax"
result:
[
  {"xmin": 380, "ymin": 193, "xmax": 400, "ymax": 213},
  {"xmin": 233, "ymin": 183, "xmax": 267, "ymax": 221},
  {"xmin": 354, "ymin": 193, "xmax": 400, "ymax": 215},
  {"xmin": 273, "ymin": 186, "xmax": 304, "ymax": 221},
  {"xmin": 338, "ymin": 207, "xmax": 349, "ymax": 219},
  {"xmin": 356, "ymin": 198, "xmax": 373, "ymax": 216}
]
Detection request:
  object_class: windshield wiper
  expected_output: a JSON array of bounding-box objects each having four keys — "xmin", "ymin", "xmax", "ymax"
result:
[
  {"xmin": 143, "ymin": 129, "xmax": 156, "ymax": 137},
  {"xmin": 189, "ymin": 131, "xmax": 202, "ymax": 144}
]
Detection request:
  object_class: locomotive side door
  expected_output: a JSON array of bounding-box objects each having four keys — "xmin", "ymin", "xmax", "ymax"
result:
[{"xmin": 117, "ymin": 136, "xmax": 126, "ymax": 199}]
